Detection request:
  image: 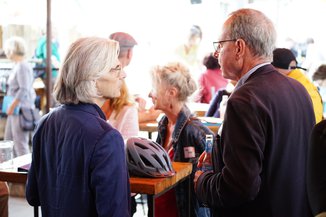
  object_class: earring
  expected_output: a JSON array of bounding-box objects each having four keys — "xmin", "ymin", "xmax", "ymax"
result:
[{"xmin": 170, "ymin": 103, "xmax": 173, "ymax": 110}]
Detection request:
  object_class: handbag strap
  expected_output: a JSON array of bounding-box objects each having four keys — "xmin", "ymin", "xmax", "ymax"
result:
[{"xmin": 30, "ymin": 109, "xmax": 35, "ymax": 121}]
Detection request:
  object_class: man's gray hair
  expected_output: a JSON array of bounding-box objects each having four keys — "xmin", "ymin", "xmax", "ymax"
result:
[
  {"xmin": 53, "ymin": 37, "xmax": 119, "ymax": 104},
  {"xmin": 228, "ymin": 8, "xmax": 276, "ymax": 59}
]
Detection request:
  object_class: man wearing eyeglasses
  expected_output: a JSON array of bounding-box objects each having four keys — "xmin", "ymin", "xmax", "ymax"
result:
[{"xmin": 194, "ymin": 8, "xmax": 314, "ymax": 217}]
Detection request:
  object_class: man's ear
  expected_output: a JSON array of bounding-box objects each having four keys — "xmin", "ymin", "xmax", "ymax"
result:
[
  {"xmin": 236, "ymin": 39, "xmax": 246, "ymax": 57},
  {"xmin": 127, "ymin": 48, "xmax": 133, "ymax": 59}
]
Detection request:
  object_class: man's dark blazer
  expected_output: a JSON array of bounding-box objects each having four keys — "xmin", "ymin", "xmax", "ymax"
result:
[{"xmin": 196, "ymin": 64, "xmax": 315, "ymax": 217}]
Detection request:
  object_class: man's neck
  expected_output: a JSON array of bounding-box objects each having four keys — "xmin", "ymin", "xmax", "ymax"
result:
[{"xmin": 240, "ymin": 55, "xmax": 271, "ymax": 78}]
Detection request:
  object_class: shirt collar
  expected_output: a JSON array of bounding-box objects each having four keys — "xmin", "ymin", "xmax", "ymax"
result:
[
  {"xmin": 63, "ymin": 103, "xmax": 106, "ymax": 120},
  {"xmin": 234, "ymin": 62, "xmax": 270, "ymax": 92}
]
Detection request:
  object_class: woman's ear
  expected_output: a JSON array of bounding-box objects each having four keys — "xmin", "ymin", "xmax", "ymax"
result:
[
  {"xmin": 169, "ymin": 87, "xmax": 178, "ymax": 97},
  {"xmin": 165, "ymin": 86, "xmax": 178, "ymax": 98}
]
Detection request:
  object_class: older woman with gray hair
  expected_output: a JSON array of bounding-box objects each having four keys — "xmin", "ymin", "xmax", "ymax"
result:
[
  {"xmin": 149, "ymin": 61, "xmax": 214, "ymax": 217},
  {"xmin": 3, "ymin": 36, "xmax": 36, "ymax": 157},
  {"xmin": 26, "ymin": 37, "xmax": 131, "ymax": 217}
]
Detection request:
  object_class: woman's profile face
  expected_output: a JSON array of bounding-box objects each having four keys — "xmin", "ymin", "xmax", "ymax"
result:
[
  {"xmin": 149, "ymin": 80, "xmax": 171, "ymax": 112},
  {"xmin": 96, "ymin": 61, "xmax": 125, "ymax": 99}
]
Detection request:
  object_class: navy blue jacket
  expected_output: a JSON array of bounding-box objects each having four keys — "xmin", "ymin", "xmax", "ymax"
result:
[
  {"xmin": 205, "ymin": 89, "xmax": 231, "ymax": 118},
  {"xmin": 26, "ymin": 103, "xmax": 131, "ymax": 217},
  {"xmin": 196, "ymin": 64, "xmax": 315, "ymax": 217}
]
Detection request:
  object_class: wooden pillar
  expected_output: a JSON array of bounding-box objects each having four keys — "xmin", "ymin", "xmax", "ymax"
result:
[
  {"xmin": 0, "ymin": 25, "xmax": 2, "ymax": 49},
  {"xmin": 45, "ymin": 0, "xmax": 52, "ymax": 113}
]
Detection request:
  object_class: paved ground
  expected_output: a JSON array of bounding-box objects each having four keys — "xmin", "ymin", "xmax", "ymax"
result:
[{"xmin": 9, "ymin": 194, "xmax": 148, "ymax": 217}]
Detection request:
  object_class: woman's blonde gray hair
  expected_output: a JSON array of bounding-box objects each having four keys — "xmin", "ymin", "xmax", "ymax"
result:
[
  {"xmin": 150, "ymin": 61, "xmax": 197, "ymax": 102},
  {"xmin": 53, "ymin": 37, "xmax": 119, "ymax": 104},
  {"xmin": 4, "ymin": 36, "xmax": 27, "ymax": 57}
]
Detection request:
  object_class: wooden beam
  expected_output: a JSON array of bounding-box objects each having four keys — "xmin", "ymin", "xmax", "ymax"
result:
[{"xmin": 45, "ymin": 0, "xmax": 52, "ymax": 113}]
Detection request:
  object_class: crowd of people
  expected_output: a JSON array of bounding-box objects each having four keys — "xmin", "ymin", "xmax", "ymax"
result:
[{"xmin": 0, "ymin": 6, "xmax": 326, "ymax": 217}]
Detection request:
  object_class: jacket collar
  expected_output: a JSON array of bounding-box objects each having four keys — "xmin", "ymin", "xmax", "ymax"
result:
[
  {"xmin": 159, "ymin": 105, "xmax": 193, "ymax": 143},
  {"xmin": 234, "ymin": 62, "xmax": 271, "ymax": 92},
  {"xmin": 61, "ymin": 103, "xmax": 106, "ymax": 120}
]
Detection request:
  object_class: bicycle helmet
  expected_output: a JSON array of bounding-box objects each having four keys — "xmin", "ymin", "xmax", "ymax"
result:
[{"xmin": 126, "ymin": 137, "xmax": 175, "ymax": 178}]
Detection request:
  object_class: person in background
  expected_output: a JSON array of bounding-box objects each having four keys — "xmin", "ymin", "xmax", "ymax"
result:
[
  {"xmin": 272, "ymin": 48, "xmax": 323, "ymax": 123},
  {"xmin": 307, "ymin": 119, "xmax": 326, "ymax": 217},
  {"xmin": 205, "ymin": 79, "xmax": 236, "ymax": 118},
  {"xmin": 101, "ymin": 32, "xmax": 156, "ymax": 216},
  {"xmin": 102, "ymin": 32, "xmax": 139, "ymax": 140},
  {"xmin": 3, "ymin": 36, "xmax": 36, "ymax": 157},
  {"xmin": 312, "ymin": 64, "xmax": 326, "ymax": 117},
  {"xmin": 35, "ymin": 28, "xmax": 60, "ymax": 74},
  {"xmin": 195, "ymin": 8, "xmax": 315, "ymax": 217},
  {"xmin": 26, "ymin": 37, "xmax": 131, "ymax": 217},
  {"xmin": 149, "ymin": 61, "xmax": 213, "ymax": 217},
  {"xmin": 0, "ymin": 182, "xmax": 8, "ymax": 217},
  {"xmin": 175, "ymin": 25, "xmax": 204, "ymax": 81},
  {"xmin": 302, "ymin": 37, "xmax": 325, "ymax": 79},
  {"xmin": 34, "ymin": 28, "xmax": 61, "ymax": 108},
  {"xmin": 102, "ymin": 32, "xmax": 161, "ymax": 124},
  {"xmin": 196, "ymin": 52, "xmax": 228, "ymax": 104},
  {"xmin": 102, "ymin": 80, "xmax": 139, "ymax": 141}
]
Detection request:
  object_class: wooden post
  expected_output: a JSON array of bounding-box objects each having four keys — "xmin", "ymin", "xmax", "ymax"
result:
[
  {"xmin": 45, "ymin": 0, "xmax": 52, "ymax": 113},
  {"xmin": 0, "ymin": 25, "xmax": 2, "ymax": 49}
]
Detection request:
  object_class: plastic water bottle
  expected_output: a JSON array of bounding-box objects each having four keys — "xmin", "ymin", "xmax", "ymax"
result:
[
  {"xmin": 219, "ymin": 95, "xmax": 228, "ymax": 119},
  {"xmin": 201, "ymin": 135, "xmax": 213, "ymax": 171}
]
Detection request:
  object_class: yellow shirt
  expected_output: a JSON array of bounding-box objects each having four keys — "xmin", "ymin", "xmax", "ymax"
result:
[{"xmin": 288, "ymin": 69, "xmax": 323, "ymax": 123}]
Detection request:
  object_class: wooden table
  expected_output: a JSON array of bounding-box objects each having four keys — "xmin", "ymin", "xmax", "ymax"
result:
[
  {"xmin": 131, "ymin": 162, "xmax": 192, "ymax": 216},
  {"xmin": 0, "ymin": 154, "xmax": 193, "ymax": 217},
  {"xmin": 0, "ymin": 154, "xmax": 39, "ymax": 216},
  {"xmin": 197, "ymin": 116, "xmax": 222, "ymax": 134},
  {"xmin": 139, "ymin": 121, "xmax": 158, "ymax": 139},
  {"xmin": 139, "ymin": 117, "xmax": 222, "ymax": 137}
]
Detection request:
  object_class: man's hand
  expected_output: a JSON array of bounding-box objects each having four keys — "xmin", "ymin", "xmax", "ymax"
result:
[
  {"xmin": 194, "ymin": 170, "xmax": 204, "ymax": 192},
  {"xmin": 194, "ymin": 152, "xmax": 206, "ymax": 192},
  {"xmin": 197, "ymin": 151, "xmax": 206, "ymax": 169}
]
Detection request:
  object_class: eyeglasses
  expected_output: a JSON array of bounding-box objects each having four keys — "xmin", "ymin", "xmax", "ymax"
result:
[{"xmin": 213, "ymin": 39, "xmax": 237, "ymax": 53}]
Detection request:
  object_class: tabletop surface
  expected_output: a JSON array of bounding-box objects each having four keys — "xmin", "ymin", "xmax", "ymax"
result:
[
  {"xmin": 0, "ymin": 154, "xmax": 31, "ymax": 183},
  {"xmin": 0, "ymin": 154, "xmax": 193, "ymax": 196},
  {"xmin": 130, "ymin": 162, "xmax": 192, "ymax": 195}
]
